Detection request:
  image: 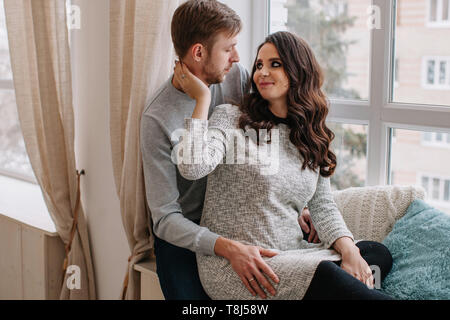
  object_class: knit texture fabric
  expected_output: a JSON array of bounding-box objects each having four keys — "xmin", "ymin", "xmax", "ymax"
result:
[
  {"xmin": 177, "ymin": 104, "xmax": 354, "ymax": 300},
  {"xmin": 332, "ymin": 185, "xmax": 426, "ymax": 242}
]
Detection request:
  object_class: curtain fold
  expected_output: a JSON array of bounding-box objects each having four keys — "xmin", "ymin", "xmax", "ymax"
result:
[
  {"xmin": 110, "ymin": 0, "xmax": 183, "ymax": 300},
  {"xmin": 4, "ymin": 0, "xmax": 96, "ymax": 299}
]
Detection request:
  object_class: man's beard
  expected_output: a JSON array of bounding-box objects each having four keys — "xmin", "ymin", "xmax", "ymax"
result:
[{"xmin": 203, "ymin": 60, "xmax": 225, "ymax": 85}]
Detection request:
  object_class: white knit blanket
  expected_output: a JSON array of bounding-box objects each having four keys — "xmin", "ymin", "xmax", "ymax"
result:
[{"xmin": 332, "ymin": 185, "xmax": 426, "ymax": 242}]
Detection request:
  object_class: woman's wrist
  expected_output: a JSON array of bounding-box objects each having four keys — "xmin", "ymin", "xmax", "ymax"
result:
[
  {"xmin": 192, "ymin": 95, "xmax": 211, "ymax": 120},
  {"xmin": 333, "ymin": 236, "xmax": 359, "ymax": 257}
]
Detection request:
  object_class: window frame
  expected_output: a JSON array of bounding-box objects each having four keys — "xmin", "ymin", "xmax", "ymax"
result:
[
  {"xmin": 249, "ymin": 0, "xmax": 450, "ymax": 187},
  {"xmin": 426, "ymin": 0, "xmax": 450, "ymax": 28}
]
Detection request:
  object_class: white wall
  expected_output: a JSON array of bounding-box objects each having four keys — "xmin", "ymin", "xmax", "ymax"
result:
[
  {"xmin": 71, "ymin": 0, "xmax": 129, "ymax": 300},
  {"xmin": 220, "ymin": 0, "xmax": 256, "ymax": 71}
]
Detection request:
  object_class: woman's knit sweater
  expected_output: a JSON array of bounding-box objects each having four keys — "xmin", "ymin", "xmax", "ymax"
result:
[{"xmin": 177, "ymin": 104, "xmax": 354, "ymax": 300}]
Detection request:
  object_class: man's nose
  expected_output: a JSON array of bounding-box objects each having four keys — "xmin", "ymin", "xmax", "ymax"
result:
[{"xmin": 232, "ymin": 48, "xmax": 240, "ymax": 63}]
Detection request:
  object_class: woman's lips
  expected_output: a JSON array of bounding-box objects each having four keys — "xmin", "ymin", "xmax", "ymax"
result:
[{"xmin": 259, "ymin": 82, "xmax": 274, "ymax": 88}]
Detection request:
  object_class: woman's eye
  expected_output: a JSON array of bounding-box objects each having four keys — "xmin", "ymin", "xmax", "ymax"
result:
[
  {"xmin": 272, "ymin": 61, "xmax": 281, "ymax": 67},
  {"xmin": 256, "ymin": 63, "xmax": 263, "ymax": 69}
]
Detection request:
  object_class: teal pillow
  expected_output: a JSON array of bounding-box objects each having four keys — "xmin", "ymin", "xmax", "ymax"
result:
[{"xmin": 381, "ymin": 199, "xmax": 450, "ymax": 299}]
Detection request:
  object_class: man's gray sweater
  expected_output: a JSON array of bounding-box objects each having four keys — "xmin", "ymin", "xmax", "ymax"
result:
[{"xmin": 140, "ymin": 63, "xmax": 249, "ymax": 256}]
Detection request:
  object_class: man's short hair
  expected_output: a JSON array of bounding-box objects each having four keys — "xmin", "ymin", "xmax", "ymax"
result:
[{"xmin": 171, "ymin": 0, "xmax": 242, "ymax": 59}]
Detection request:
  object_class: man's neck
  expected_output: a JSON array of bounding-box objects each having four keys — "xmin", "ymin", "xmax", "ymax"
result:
[{"xmin": 171, "ymin": 74, "xmax": 211, "ymax": 93}]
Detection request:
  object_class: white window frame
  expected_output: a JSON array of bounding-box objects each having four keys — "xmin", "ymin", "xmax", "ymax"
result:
[
  {"xmin": 426, "ymin": 0, "xmax": 450, "ymax": 28},
  {"xmin": 245, "ymin": 0, "xmax": 450, "ymax": 187},
  {"xmin": 421, "ymin": 56, "xmax": 450, "ymax": 90}
]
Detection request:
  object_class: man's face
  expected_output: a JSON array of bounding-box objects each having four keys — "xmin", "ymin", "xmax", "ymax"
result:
[{"xmin": 202, "ymin": 32, "xmax": 240, "ymax": 85}]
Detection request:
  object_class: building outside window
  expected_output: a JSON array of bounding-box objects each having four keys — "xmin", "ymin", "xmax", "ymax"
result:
[{"xmin": 267, "ymin": 0, "xmax": 450, "ymax": 215}]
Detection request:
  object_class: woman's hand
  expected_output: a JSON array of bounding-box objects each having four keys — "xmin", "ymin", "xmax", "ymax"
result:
[
  {"xmin": 174, "ymin": 61, "xmax": 211, "ymax": 103},
  {"xmin": 340, "ymin": 249, "xmax": 375, "ymax": 289},
  {"xmin": 333, "ymin": 237, "xmax": 374, "ymax": 288}
]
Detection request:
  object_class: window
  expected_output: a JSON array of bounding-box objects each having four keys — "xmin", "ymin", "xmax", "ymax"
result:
[
  {"xmin": 422, "ymin": 57, "xmax": 450, "ymax": 90},
  {"xmin": 0, "ymin": 0, "xmax": 34, "ymax": 182},
  {"xmin": 269, "ymin": 0, "xmax": 371, "ymax": 101},
  {"xmin": 421, "ymin": 131, "xmax": 450, "ymax": 147},
  {"xmin": 239, "ymin": 0, "xmax": 450, "ymax": 193},
  {"xmin": 428, "ymin": 0, "xmax": 450, "ymax": 26},
  {"xmin": 419, "ymin": 174, "xmax": 450, "ymax": 204},
  {"xmin": 328, "ymin": 122, "xmax": 368, "ymax": 191},
  {"xmin": 390, "ymin": 128, "xmax": 450, "ymax": 214}
]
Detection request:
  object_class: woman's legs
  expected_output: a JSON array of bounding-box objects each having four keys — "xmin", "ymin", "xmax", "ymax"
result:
[{"xmin": 303, "ymin": 241, "xmax": 394, "ymax": 300}]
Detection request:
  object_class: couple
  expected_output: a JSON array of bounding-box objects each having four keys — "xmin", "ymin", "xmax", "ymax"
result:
[{"xmin": 141, "ymin": 0, "xmax": 393, "ymax": 300}]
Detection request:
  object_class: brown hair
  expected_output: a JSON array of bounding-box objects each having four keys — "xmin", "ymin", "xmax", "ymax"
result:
[
  {"xmin": 171, "ymin": 0, "xmax": 242, "ymax": 59},
  {"xmin": 238, "ymin": 31, "xmax": 337, "ymax": 178}
]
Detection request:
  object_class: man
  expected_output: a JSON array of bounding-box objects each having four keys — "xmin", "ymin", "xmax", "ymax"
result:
[{"xmin": 140, "ymin": 0, "xmax": 318, "ymax": 300}]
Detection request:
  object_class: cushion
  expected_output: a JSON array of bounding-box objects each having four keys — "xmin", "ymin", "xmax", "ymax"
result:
[{"xmin": 380, "ymin": 199, "xmax": 450, "ymax": 299}]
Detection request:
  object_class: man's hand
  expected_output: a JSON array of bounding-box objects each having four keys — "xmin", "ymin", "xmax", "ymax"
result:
[
  {"xmin": 298, "ymin": 207, "xmax": 321, "ymax": 243},
  {"xmin": 214, "ymin": 237, "xmax": 280, "ymax": 299}
]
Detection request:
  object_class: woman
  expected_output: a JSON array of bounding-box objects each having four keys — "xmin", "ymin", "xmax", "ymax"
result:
[{"xmin": 174, "ymin": 31, "xmax": 393, "ymax": 300}]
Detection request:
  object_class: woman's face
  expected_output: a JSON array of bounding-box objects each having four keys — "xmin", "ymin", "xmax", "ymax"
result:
[{"xmin": 253, "ymin": 42, "xmax": 290, "ymax": 103}]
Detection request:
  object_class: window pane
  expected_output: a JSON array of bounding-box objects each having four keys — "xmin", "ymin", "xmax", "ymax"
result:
[
  {"xmin": 444, "ymin": 179, "xmax": 450, "ymax": 201},
  {"xmin": 430, "ymin": 0, "xmax": 437, "ymax": 21},
  {"xmin": 436, "ymin": 132, "xmax": 443, "ymax": 141},
  {"xmin": 0, "ymin": 89, "xmax": 33, "ymax": 178},
  {"xmin": 0, "ymin": 0, "xmax": 12, "ymax": 80},
  {"xmin": 269, "ymin": 0, "xmax": 370, "ymax": 101},
  {"xmin": 423, "ymin": 132, "xmax": 432, "ymax": 141},
  {"xmin": 328, "ymin": 122, "xmax": 367, "ymax": 191},
  {"xmin": 390, "ymin": 128, "xmax": 450, "ymax": 215},
  {"xmin": 393, "ymin": 1, "xmax": 450, "ymax": 105},
  {"xmin": 432, "ymin": 178, "xmax": 440, "ymax": 199},
  {"xmin": 421, "ymin": 176, "xmax": 430, "ymax": 191},
  {"xmin": 439, "ymin": 61, "xmax": 446, "ymax": 84},
  {"xmin": 427, "ymin": 60, "xmax": 435, "ymax": 84},
  {"xmin": 443, "ymin": 0, "xmax": 449, "ymax": 21}
]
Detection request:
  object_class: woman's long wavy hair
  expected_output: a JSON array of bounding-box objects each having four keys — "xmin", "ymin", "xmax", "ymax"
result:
[{"xmin": 238, "ymin": 31, "xmax": 337, "ymax": 177}]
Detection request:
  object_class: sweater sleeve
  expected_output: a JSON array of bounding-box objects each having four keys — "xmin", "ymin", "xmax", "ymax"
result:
[
  {"xmin": 307, "ymin": 174, "xmax": 354, "ymax": 249},
  {"xmin": 176, "ymin": 104, "xmax": 236, "ymax": 180},
  {"xmin": 140, "ymin": 114, "xmax": 219, "ymax": 256}
]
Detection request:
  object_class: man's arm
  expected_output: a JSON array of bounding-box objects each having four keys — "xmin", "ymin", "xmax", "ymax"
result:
[{"xmin": 141, "ymin": 114, "xmax": 219, "ymax": 255}]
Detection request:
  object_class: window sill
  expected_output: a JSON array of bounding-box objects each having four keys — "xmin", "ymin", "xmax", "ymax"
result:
[{"xmin": 0, "ymin": 175, "xmax": 57, "ymax": 235}]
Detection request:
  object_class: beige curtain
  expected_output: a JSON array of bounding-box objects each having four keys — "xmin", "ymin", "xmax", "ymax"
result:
[
  {"xmin": 4, "ymin": 0, "xmax": 96, "ymax": 299},
  {"xmin": 110, "ymin": 0, "xmax": 183, "ymax": 300}
]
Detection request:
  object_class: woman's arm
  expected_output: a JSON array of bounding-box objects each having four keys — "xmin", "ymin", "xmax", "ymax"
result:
[
  {"xmin": 307, "ymin": 174, "xmax": 354, "ymax": 249},
  {"xmin": 173, "ymin": 62, "xmax": 234, "ymax": 181},
  {"xmin": 307, "ymin": 175, "xmax": 374, "ymax": 287}
]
